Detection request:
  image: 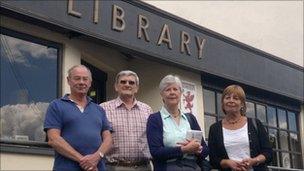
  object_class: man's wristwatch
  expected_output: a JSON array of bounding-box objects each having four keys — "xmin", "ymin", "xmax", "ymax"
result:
[{"xmin": 99, "ymin": 152, "xmax": 104, "ymax": 159}]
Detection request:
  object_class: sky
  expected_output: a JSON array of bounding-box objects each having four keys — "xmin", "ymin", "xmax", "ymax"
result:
[{"xmin": 144, "ymin": 1, "xmax": 303, "ymax": 67}]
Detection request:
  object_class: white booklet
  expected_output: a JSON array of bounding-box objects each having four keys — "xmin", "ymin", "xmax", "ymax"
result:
[{"xmin": 186, "ymin": 130, "xmax": 203, "ymax": 141}]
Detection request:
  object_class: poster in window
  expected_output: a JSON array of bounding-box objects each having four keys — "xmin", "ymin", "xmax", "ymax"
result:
[{"xmin": 181, "ymin": 81, "xmax": 197, "ymax": 116}]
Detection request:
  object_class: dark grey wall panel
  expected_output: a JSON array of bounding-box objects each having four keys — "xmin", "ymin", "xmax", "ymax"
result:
[{"xmin": 1, "ymin": 0, "xmax": 303, "ymax": 102}]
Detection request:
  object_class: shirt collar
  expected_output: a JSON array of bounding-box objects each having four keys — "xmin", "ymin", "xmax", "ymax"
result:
[
  {"xmin": 61, "ymin": 94, "xmax": 93, "ymax": 103},
  {"xmin": 114, "ymin": 97, "xmax": 139, "ymax": 109},
  {"xmin": 160, "ymin": 106, "xmax": 187, "ymax": 120}
]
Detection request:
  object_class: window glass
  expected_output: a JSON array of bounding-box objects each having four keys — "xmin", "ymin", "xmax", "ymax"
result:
[
  {"xmin": 203, "ymin": 89, "xmax": 215, "ymax": 114},
  {"xmin": 278, "ymin": 109, "xmax": 287, "ymax": 129},
  {"xmin": 290, "ymin": 133, "xmax": 301, "ymax": 152},
  {"xmin": 256, "ymin": 104, "xmax": 266, "ymax": 124},
  {"xmin": 288, "ymin": 111, "xmax": 297, "ymax": 132},
  {"xmin": 267, "ymin": 106, "xmax": 277, "ymax": 127},
  {"xmin": 291, "ymin": 154, "xmax": 303, "ymax": 169},
  {"xmin": 271, "ymin": 151, "xmax": 279, "ymax": 166},
  {"xmin": 204, "ymin": 114, "xmax": 216, "ymax": 139},
  {"xmin": 279, "ymin": 131, "xmax": 289, "ymax": 151},
  {"xmin": 216, "ymin": 93, "xmax": 224, "ymax": 117},
  {"xmin": 268, "ymin": 128, "xmax": 278, "ymax": 149},
  {"xmin": 0, "ymin": 33, "xmax": 58, "ymax": 142},
  {"xmin": 245, "ymin": 101, "xmax": 255, "ymax": 118},
  {"xmin": 281, "ymin": 152, "xmax": 291, "ymax": 168}
]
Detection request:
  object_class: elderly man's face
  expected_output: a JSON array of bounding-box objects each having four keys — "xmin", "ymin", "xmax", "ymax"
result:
[
  {"xmin": 67, "ymin": 67, "xmax": 92, "ymax": 96},
  {"xmin": 115, "ymin": 75, "xmax": 138, "ymax": 98}
]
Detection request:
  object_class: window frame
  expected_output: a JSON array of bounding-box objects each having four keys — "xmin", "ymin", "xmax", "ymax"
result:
[{"xmin": 0, "ymin": 27, "xmax": 62, "ymax": 155}]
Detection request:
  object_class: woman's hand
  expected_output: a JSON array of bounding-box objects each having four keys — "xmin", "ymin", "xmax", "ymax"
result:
[
  {"xmin": 242, "ymin": 155, "xmax": 265, "ymax": 169},
  {"xmin": 220, "ymin": 159, "xmax": 247, "ymax": 171},
  {"xmin": 178, "ymin": 139, "xmax": 201, "ymax": 154},
  {"xmin": 241, "ymin": 158, "xmax": 256, "ymax": 169}
]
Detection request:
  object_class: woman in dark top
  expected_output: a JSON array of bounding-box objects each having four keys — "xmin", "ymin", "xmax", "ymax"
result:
[
  {"xmin": 208, "ymin": 85, "xmax": 272, "ymax": 171},
  {"xmin": 147, "ymin": 75, "xmax": 208, "ymax": 171}
]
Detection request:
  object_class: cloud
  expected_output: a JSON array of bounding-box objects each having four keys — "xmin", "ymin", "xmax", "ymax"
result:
[
  {"xmin": 0, "ymin": 102, "xmax": 49, "ymax": 142},
  {"xmin": 0, "ymin": 34, "xmax": 57, "ymax": 67}
]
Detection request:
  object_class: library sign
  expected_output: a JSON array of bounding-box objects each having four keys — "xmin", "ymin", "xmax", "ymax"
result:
[{"xmin": 1, "ymin": 0, "xmax": 209, "ymax": 69}]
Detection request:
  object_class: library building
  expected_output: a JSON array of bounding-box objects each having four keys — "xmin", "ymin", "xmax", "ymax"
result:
[{"xmin": 1, "ymin": 0, "xmax": 303, "ymax": 170}]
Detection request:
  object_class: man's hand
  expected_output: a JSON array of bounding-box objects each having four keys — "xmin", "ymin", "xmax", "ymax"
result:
[{"xmin": 79, "ymin": 153, "xmax": 100, "ymax": 171}]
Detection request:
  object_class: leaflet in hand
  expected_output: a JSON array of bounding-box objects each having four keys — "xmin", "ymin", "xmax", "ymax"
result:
[{"xmin": 186, "ymin": 130, "xmax": 203, "ymax": 141}]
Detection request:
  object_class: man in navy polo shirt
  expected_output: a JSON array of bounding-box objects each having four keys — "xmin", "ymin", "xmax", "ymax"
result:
[{"xmin": 44, "ymin": 65, "xmax": 112, "ymax": 171}]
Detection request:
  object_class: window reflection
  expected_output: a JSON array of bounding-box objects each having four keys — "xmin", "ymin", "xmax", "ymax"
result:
[
  {"xmin": 281, "ymin": 152, "xmax": 291, "ymax": 168},
  {"xmin": 203, "ymin": 89, "xmax": 215, "ymax": 114},
  {"xmin": 204, "ymin": 115, "xmax": 216, "ymax": 139},
  {"xmin": 0, "ymin": 33, "xmax": 58, "ymax": 142},
  {"xmin": 291, "ymin": 154, "xmax": 303, "ymax": 169},
  {"xmin": 267, "ymin": 106, "xmax": 277, "ymax": 127},
  {"xmin": 290, "ymin": 133, "xmax": 300, "ymax": 152},
  {"xmin": 268, "ymin": 129, "xmax": 278, "ymax": 149},
  {"xmin": 278, "ymin": 109, "xmax": 287, "ymax": 129},
  {"xmin": 279, "ymin": 131, "xmax": 289, "ymax": 151},
  {"xmin": 256, "ymin": 104, "xmax": 266, "ymax": 124},
  {"xmin": 246, "ymin": 101, "xmax": 255, "ymax": 118},
  {"xmin": 271, "ymin": 151, "xmax": 279, "ymax": 166},
  {"xmin": 288, "ymin": 111, "xmax": 297, "ymax": 132},
  {"xmin": 216, "ymin": 93, "xmax": 224, "ymax": 117}
]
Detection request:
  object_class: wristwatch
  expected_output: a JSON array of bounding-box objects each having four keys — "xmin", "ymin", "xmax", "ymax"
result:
[{"xmin": 99, "ymin": 152, "xmax": 104, "ymax": 159}]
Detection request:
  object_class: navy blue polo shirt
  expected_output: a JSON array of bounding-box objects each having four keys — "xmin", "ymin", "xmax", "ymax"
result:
[{"xmin": 44, "ymin": 94, "xmax": 110, "ymax": 171}]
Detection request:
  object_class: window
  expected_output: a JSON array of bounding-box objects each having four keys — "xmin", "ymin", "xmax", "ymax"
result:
[
  {"xmin": 0, "ymin": 28, "xmax": 60, "ymax": 144},
  {"xmin": 202, "ymin": 88, "xmax": 303, "ymax": 169},
  {"xmin": 203, "ymin": 89, "xmax": 217, "ymax": 137},
  {"xmin": 256, "ymin": 104, "xmax": 266, "ymax": 124},
  {"xmin": 203, "ymin": 89, "xmax": 216, "ymax": 114}
]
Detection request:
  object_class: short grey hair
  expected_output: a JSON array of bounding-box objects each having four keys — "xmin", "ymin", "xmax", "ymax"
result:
[
  {"xmin": 115, "ymin": 70, "xmax": 139, "ymax": 86},
  {"xmin": 68, "ymin": 65, "xmax": 92, "ymax": 80},
  {"xmin": 159, "ymin": 75, "xmax": 182, "ymax": 92}
]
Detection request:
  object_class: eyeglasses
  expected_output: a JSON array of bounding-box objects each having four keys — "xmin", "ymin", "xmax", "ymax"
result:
[{"xmin": 120, "ymin": 80, "xmax": 136, "ymax": 85}]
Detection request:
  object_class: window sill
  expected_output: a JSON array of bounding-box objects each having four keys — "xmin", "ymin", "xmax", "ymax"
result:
[{"xmin": 0, "ymin": 140, "xmax": 54, "ymax": 156}]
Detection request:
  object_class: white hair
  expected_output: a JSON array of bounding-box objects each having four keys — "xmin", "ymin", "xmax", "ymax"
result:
[
  {"xmin": 115, "ymin": 70, "xmax": 139, "ymax": 86},
  {"xmin": 159, "ymin": 75, "xmax": 182, "ymax": 92},
  {"xmin": 67, "ymin": 65, "xmax": 92, "ymax": 80}
]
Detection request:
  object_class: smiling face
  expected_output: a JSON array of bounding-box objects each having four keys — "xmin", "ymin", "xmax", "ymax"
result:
[
  {"xmin": 115, "ymin": 75, "xmax": 138, "ymax": 98},
  {"xmin": 161, "ymin": 83, "xmax": 182, "ymax": 108},
  {"xmin": 221, "ymin": 85, "xmax": 246, "ymax": 115},
  {"xmin": 222, "ymin": 93, "xmax": 243, "ymax": 115},
  {"xmin": 67, "ymin": 66, "xmax": 92, "ymax": 96}
]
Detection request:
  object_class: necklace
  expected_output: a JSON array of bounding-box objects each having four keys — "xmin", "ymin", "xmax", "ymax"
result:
[
  {"xmin": 172, "ymin": 114, "xmax": 180, "ymax": 118},
  {"xmin": 226, "ymin": 116, "xmax": 242, "ymax": 124}
]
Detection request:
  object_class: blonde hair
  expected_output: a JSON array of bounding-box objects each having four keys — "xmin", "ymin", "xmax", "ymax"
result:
[{"xmin": 221, "ymin": 85, "xmax": 246, "ymax": 115}]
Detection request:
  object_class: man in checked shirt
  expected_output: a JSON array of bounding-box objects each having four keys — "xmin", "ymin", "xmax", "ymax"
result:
[{"xmin": 100, "ymin": 70, "xmax": 153, "ymax": 171}]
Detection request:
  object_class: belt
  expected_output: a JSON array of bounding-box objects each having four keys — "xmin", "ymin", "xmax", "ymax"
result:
[{"xmin": 107, "ymin": 160, "xmax": 149, "ymax": 167}]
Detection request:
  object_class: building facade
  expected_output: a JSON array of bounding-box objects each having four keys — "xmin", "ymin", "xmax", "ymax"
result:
[{"xmin": 1, "ymin": 0, "xmax": 303, "ymax": 170}]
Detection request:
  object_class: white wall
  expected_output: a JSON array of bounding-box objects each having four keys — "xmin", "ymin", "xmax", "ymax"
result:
[
  {"xmin": 0, "ymin": 153, "xmax": 53, "ymax": 170},
  {"xmin": 144, "ymin": 1, "xmax": 304, "ymax": 67}
]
